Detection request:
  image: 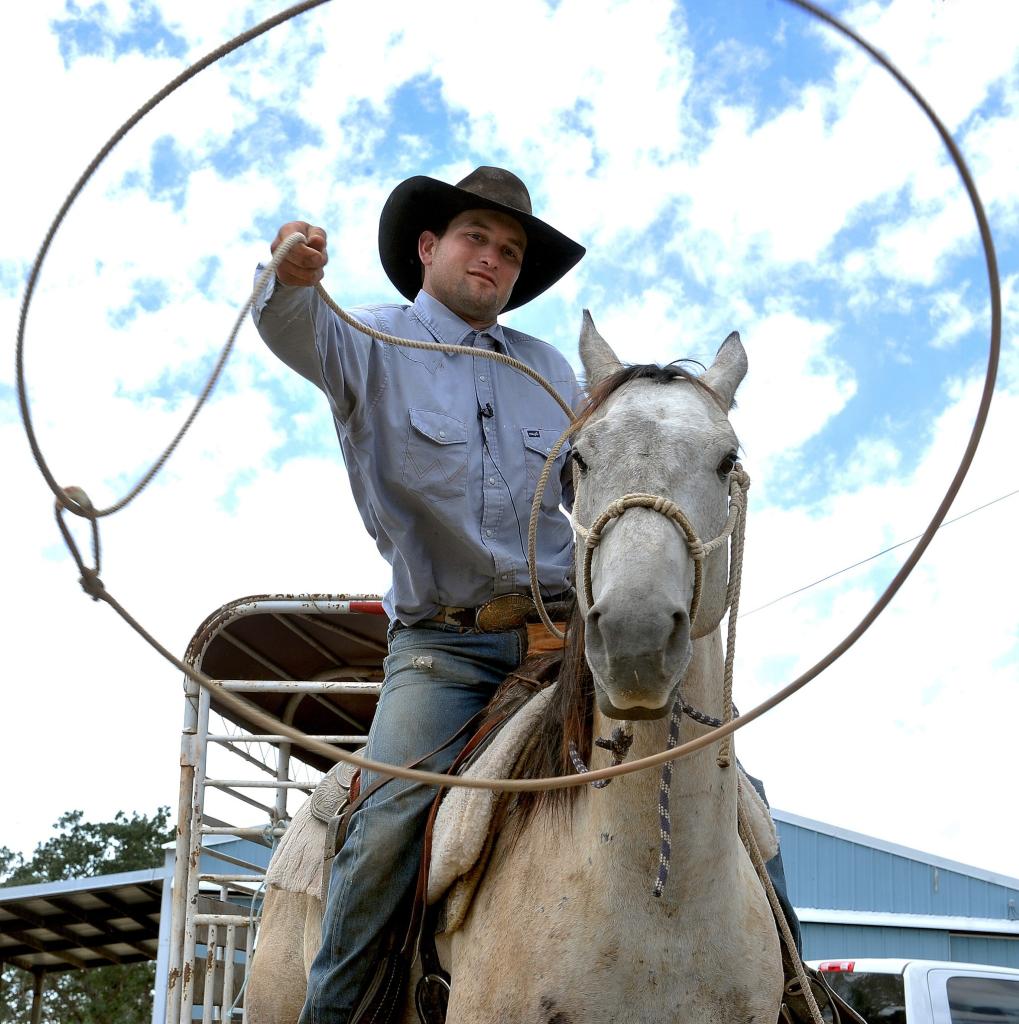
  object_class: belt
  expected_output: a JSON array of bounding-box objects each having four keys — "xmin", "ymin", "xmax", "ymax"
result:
[{"xmin": 428, "ymin": 593, "xmax": 572, "ymax": 632}]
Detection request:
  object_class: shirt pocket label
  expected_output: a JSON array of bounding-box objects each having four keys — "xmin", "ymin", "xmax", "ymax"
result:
[
  {"xmin": 522, "ymin": 427, "xmax": 569, "ymax": 511},
  {"xmin": 403, "ymin": 408, "xmax": 469, "ymax": 501}
]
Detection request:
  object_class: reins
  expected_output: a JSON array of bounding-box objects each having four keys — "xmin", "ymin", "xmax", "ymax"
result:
[{"xmin": 14, "ymin": 0, "xmax": 1000, "ymax": 798}]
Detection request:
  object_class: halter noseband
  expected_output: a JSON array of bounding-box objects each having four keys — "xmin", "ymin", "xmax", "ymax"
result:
[{"xmin": 568, "ymin": 468, "xmax": 749, "ymax": 636}]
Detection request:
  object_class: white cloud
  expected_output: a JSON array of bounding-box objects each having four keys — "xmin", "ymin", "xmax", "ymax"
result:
[
  {"xmin": 3, "ymin": 0, "xmax": 1018, "ymax": 892},
  {"xmin": 728, "ymin": 309, "xmax": 857, "ymax": 490},
  {"xmin": 734, "ymin": 315, "xmax": 1019, "ymax": 875}
]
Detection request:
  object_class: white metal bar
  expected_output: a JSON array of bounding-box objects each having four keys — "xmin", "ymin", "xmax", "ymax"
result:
[
  {"xmin": 166, "ymin": 673, "xmax": 202, "ymax": 1024},
  {"xmin": 242, "ymin": 916, "xmax": 255, "ymax": 1024},
  {"xmin": 217, "ymin": 680, "xmax": 381, "ymax": 694},
  {"xmin": 206, "ymin": 779, "xmax": 314, "ymax": 789},
  {"xmin": 194, "ymin": 914, "xmax": 253, "ymax": 926},
  {"xmin": 178, "ymin": 684, "xmax": 212, "ymax": 1024},
  {"xmin": 202, "ymin": 922, "xmax": 218, "ymax": 1024},
  {"xmin": 200, "ymin": 826, "xmax": 286, "ymax": 838},
  {"xmin": 198, "ymin": 874, "xmax": 267, "ymax": 884},
  {"xmin": 276, "ymin": 693, "xmax": 303, "ymax": 825},
  {"xmin": 208, "ymin": 734, "xmax": 366, "ymax": 744},
  {"xmin": 796, "ymin": 906, "xmax": 1019, "ymax": 934},
  {"xmin": 214, "ymin": 597, "xmax": 385, "ymax": 619},
  {"xmin": 222, "ymin": 924, "xmax": 237, "ymax": 1022}
]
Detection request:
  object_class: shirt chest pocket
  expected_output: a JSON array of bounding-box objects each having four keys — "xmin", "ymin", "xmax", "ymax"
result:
[
  {"xmin": 402, "ymin": 408, "xmax": 469, "ymax": 501},
  {"xmin": 522, "ymin": 427, "xmax": 569, "ymax": 512}
]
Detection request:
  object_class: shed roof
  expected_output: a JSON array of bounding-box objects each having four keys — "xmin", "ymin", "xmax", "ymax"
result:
[
  {"xmin": 775, "ymin": 809, "xmax": 1019, "ymax": 893},
  {"xmin": 185, "ymin": 594, "xmax": 387, "ymax": 772},
  {"xmin": 0, "ymin": 868, "xmax": 163, "ymax": 975}
]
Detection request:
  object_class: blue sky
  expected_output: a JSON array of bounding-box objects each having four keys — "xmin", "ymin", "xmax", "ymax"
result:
[{"xmin": 2, "ymin": 0, "xmax": 1017, "ymax": 881}]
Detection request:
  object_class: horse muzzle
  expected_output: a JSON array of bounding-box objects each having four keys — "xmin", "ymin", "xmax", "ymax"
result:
[{"xmin": 586, "ymin": 608, "xmax": 693, "ymax": 720}]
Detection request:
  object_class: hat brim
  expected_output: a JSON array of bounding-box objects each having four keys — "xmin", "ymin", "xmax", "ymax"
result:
[{"xmin": 378, "ymin": 176, "xmax": 585, "ymax": 312}]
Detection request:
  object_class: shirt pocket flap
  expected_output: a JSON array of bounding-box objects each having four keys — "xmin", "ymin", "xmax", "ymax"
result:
[
  {"xmin": 409, "ymin": 408, "xmax": 468, "ymax": 445},
  {"xmin": 521, "ymin": 427, "xmax": 568, "ymax": 459}
]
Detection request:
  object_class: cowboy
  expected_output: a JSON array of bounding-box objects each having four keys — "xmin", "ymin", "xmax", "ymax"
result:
[{"xmin": 253, "ymin": 166, "xmax": 586, "ymax": 1022}]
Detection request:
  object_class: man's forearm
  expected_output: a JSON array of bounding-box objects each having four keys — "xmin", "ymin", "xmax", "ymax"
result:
[{"xmin": 252, "ymin": 271, "xmax": 325, "ymax": 389}]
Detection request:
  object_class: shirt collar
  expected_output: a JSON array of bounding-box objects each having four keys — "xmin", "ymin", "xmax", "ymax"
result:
[{"xmin": 412, "ymin": 290, "xmax": 507, "ymax": 350}]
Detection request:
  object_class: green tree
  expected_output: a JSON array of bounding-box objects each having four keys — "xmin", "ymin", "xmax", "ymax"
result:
[{"xmin": 0, "ymin": 808, "xmax": 172, "ymax": 1024}]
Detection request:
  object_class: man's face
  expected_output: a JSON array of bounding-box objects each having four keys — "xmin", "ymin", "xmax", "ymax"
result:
[{"xmin": 418, "ymin": 209, "xmax": 526, "ymax": 328}]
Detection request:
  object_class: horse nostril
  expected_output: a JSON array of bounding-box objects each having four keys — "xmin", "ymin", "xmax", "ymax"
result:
[
  {"xmin": 586, "ymin": 606, "xmax": 602, "ymax": 635},
  {"xmin": 670, "ymin": 609, "xmax": 690, "ymax": 647}
]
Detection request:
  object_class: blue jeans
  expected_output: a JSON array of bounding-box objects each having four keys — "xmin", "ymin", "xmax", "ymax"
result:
[{"xmin": 300, "ymin": 622, "xmax": 526, "ymax": 1024}]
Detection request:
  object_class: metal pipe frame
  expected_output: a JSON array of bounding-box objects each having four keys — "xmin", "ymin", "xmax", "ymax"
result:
[{"xmin": 167, "ymin": 596, "xmax": 384, "ymax": 1024}]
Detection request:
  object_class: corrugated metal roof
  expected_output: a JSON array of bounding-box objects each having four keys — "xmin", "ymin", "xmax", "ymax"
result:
[
  {"xmin": 775, "ymin": 809, "xmax": 1019, "ymax": 968},
  {"xmin": 775, "ymin": 810, "xmax": 1019, "ymax": 919},
  {"xmin": 0, "ymin": 868, "xmax": 164, "ymax": 974}
]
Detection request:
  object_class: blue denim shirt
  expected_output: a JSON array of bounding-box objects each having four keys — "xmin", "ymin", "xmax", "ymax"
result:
[{"xmin": 253, "ymin": 276, "xmax": 580, "ymax": 624}]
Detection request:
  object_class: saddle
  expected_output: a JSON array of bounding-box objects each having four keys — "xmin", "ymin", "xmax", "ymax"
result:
[{"xmin": 317, "ymin": 645, "xmax": 868, "ymax": 1024}]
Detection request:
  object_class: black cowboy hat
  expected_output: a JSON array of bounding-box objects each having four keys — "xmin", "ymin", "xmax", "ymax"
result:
[{"xmin": 378, "ymin": 166, "xmax": 586, "ymax": 312}]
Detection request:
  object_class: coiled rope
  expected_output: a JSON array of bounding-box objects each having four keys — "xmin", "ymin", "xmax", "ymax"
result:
[{"xmin": 14, "ymin": 0, "xmax": 1000, "ymax": 794}]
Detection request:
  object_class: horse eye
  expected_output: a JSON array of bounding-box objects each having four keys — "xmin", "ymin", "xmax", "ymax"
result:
[
  {"xmin": 571, "ymin": 450, "xmax": 589, "ymax": 474},
  {"xmin": 718, "ymin": 452, "xmax": 738, "ymax": 477}
]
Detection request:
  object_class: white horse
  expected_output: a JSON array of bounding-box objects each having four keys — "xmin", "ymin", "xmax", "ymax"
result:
[{"xmin": 247, "ymin": 315, "xmax": 783, "ymax": 1023}]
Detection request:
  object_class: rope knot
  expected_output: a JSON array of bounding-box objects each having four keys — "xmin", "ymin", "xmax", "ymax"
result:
[
  {"xmin": 60, "ymin": 485, "xmax": 96, "ymax": 519},
  {"xmin": 650, "ymin": 495, "xmax": 682, "ymax": 520},
  {"xmin": 79, "ymin": 568, "xmax": 105, "ymax": 602},
  {"xmin": 594, "ymin": 725, "xmax": 635, "ymax": 761},
  {"xmin": 607, "ymin": 498, "xmax": 627, "ymax": 518},
  {"xmin": 570, "ymin": 723, "xmax": 634, "ymax": 790}
]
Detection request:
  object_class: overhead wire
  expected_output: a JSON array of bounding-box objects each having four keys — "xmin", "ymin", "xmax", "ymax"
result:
[{"xmin": 740, "ymin": 486, "xmax": 1019, "ymax": 618}]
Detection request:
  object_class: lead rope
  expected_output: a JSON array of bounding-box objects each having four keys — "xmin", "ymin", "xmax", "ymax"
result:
[
  {"xmin": 564, "ymin": 468, "xmax": 748, "ymax": 894},
  {"xmin": 738, "ymin": 776, "xmax": 825, "ymax": 1024},
  {"xmin": 652, "ymin": 696, "xmax": 684, "ymax": 897},
  {"xmin": 717, "ymin": 468, "xmax": 749, "ymax": 768}
]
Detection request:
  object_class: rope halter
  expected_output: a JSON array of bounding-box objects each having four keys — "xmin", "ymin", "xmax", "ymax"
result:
[
  {"xmin": 564, "ymin": 466, "xmax": 751, "ymax": 895},
  {"xmin": 571, "ymin": 466, "xmax": 749, "ymax": 634},
  {"xmin": 565, "ymin": 463, "xmax": 750, "ymax": 779}
]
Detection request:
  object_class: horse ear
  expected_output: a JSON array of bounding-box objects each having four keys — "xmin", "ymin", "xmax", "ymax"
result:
[
  {"xmin": 579, "ymin": 310, "xmax": 623, "ymax": 387},
  {"xmin": 701, "ymin": 331, "xmax": 747, "ymax": 410}
]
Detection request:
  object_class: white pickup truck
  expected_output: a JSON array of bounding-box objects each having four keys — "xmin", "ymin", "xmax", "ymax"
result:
[{"xmin": 810, "ymin": 958, "xmax": 1019, "ymax": 1023}]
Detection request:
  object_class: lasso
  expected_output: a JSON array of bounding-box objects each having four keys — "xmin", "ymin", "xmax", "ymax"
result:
[{"xmin": 14, "ymin": 0, "xmax": 1001, "ymax": 794}]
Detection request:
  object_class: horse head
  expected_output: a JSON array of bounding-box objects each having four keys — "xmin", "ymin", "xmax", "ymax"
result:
[{"xmin": 573, "ymin": 311, "xmax": 747, "ymax": 720}]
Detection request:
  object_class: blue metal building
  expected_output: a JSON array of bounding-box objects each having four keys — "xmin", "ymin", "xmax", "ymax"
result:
[{"xmin": 775, "ymin": 809, "xmax": 1019, "ymax": 967}]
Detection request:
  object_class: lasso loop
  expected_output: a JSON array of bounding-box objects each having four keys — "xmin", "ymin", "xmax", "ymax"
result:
[{"xmin": 13, "ymin": 0, "xmax": 1000, "ymax": 792}]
